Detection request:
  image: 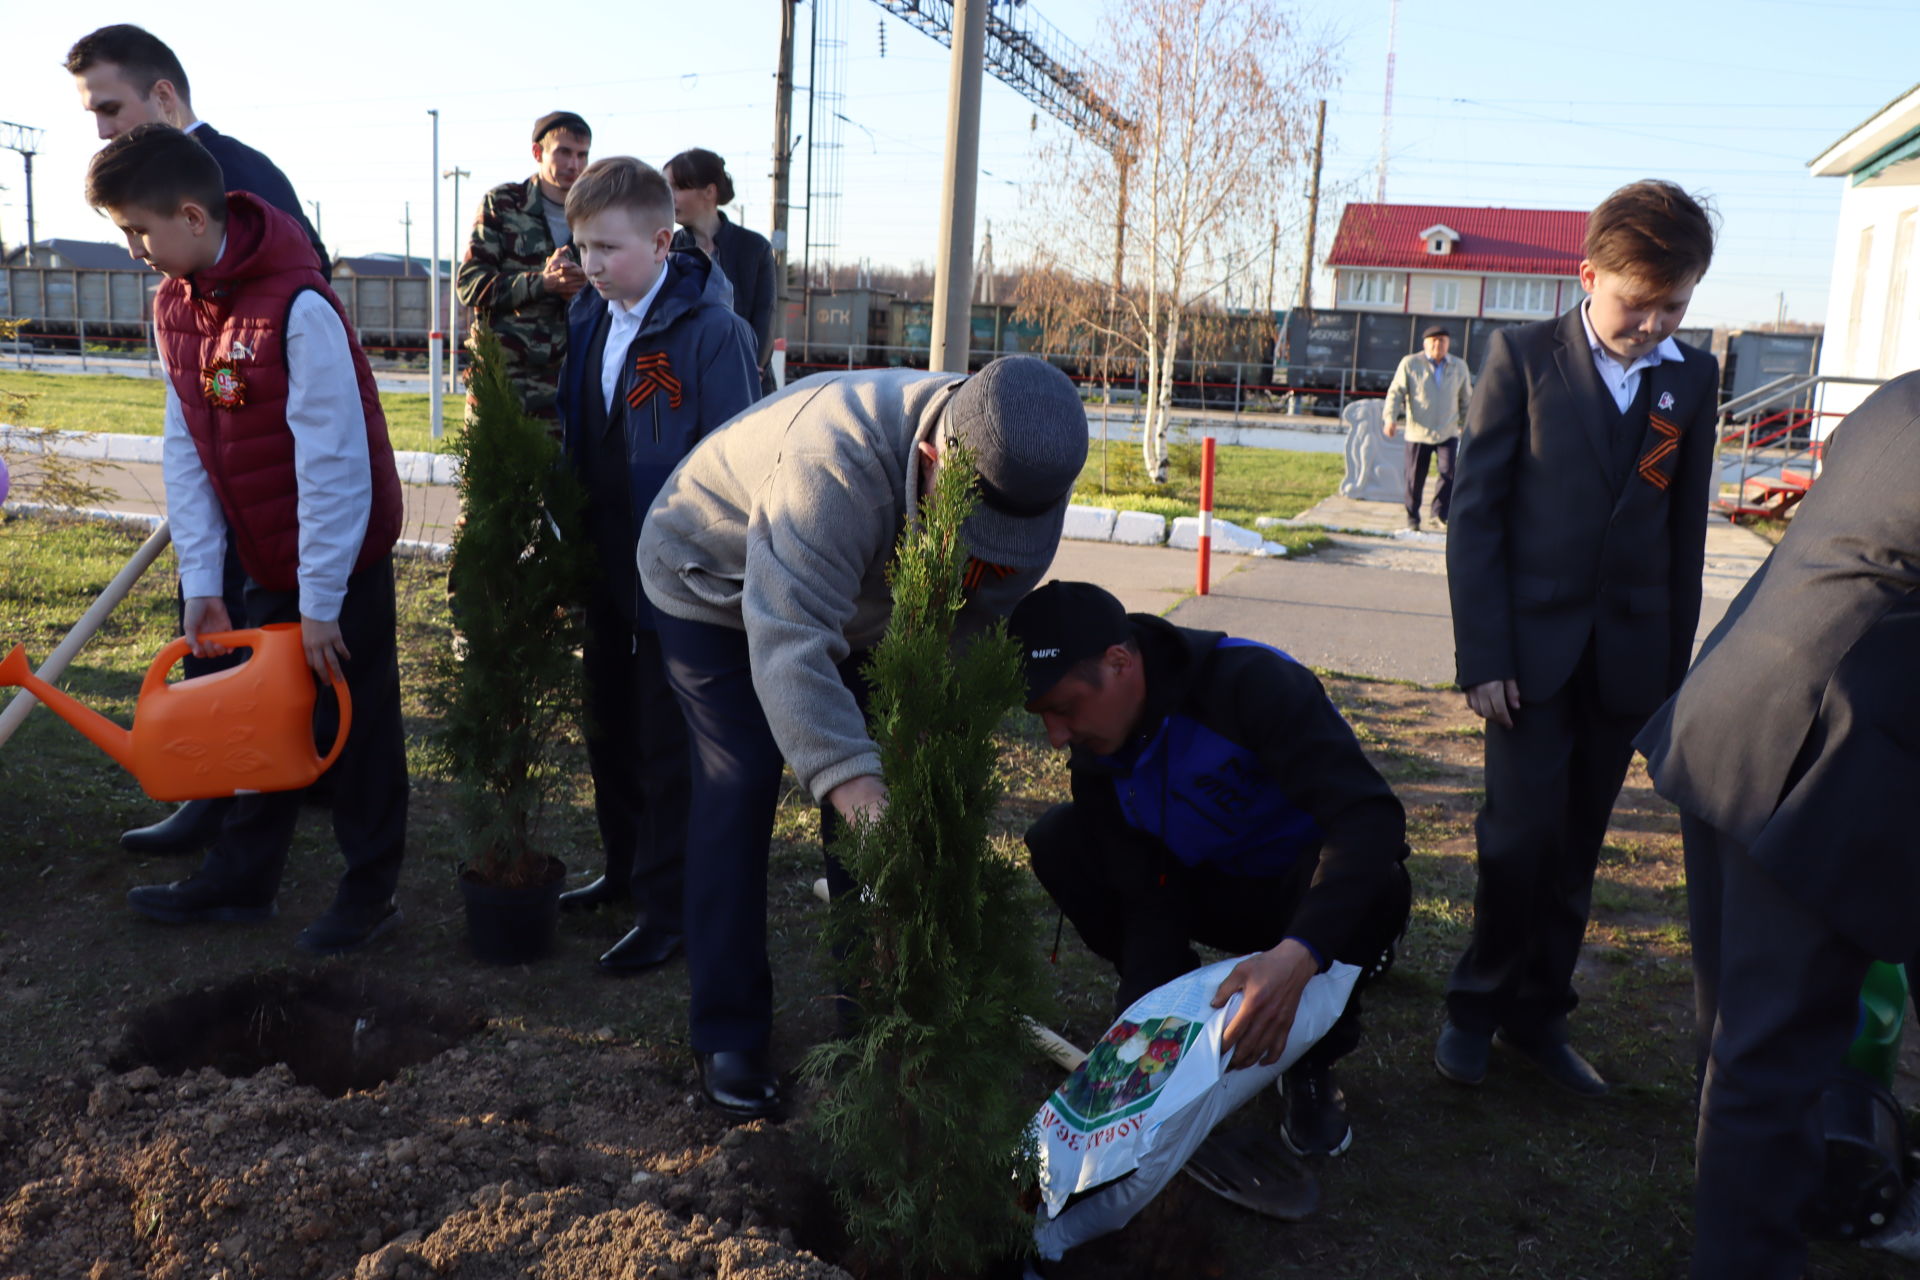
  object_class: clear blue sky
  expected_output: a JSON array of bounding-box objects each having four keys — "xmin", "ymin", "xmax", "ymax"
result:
[{"xmin": 2, "ymin": 0, "xmax": 1914, "ymax": 330}]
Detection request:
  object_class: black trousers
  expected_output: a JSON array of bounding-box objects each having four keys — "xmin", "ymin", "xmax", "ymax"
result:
[
  {"xmin": 580, "ymin": 606, "xmax": 690, "ymax": 933},
  {"xmin": 1403, "ymin": 437, "xmax": 1457, "ymax": 525},
  {"xmin": 1446, "ymin": 642, "xmax": 1644, "ymax": 1039},
  {"xmin": 194, "ymin": 556, "xmax": 409, "ymax": 910},
  {"xmin": 1025, "ymin": 801, "xmax": 1410, "ymax": 1071},
  {"xmin": 1684, "ymin": 816, "xmax": 1871, "ymax": 1280}
]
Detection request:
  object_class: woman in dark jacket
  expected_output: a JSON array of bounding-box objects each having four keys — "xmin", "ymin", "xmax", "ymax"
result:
[{"xmin": 665, "ymin": 148, "xmax": 777, "ymax": 393}]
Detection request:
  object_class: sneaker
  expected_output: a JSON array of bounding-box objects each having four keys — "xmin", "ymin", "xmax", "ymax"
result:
[
  {"xmin": 1404, "ymin": 516, "xmax": 1421, "ymax": 532},
  {"xmin": 1430, "ymin": 515, "xmax": 1448, "ymax": 532},
  {"xmin": 296, "ymin": 899, "xmax": 401, "ymax": 955},
  {"xmin": 1280, "ymin": 1063, "xmax": 1352, "ymax": 1157}
]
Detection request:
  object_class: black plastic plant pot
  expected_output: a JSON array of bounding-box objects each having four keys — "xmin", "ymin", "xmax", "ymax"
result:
[{"xmin": 457, "ymin": 858, "xmax": 566, "ymax": 965}]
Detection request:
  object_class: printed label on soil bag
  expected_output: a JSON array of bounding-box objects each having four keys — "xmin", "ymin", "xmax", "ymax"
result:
[{"xmin": 1047, "ymin": 1015, "xmax": 1203, "ymax": 1133}]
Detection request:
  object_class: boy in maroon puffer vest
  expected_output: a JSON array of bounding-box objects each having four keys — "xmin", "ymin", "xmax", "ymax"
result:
[{"xmin": 86, "ymin": 123, "xmax": 408, "ymax": 954}]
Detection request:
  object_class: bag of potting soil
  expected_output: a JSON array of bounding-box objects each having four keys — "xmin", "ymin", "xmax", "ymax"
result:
[{"xmin": 1030, "ymin": 954, "xmax": 1361, "ymax": 1260}]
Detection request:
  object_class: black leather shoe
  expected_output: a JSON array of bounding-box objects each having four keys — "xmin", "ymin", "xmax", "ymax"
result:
[
  {"xmin": 128, "ymin": 876, "xmax": 276, "ymax": 924},
  {"xmin": 557, "ymin": 875, "xmax": 631, "ymax": 914},
  {"xmin": 597, "ymin": 925, "xmax": 684, "ymax": 974},
  {"xmin": 297, "ymin": 899, "xmax": 402, "ymax": 956},
  {"xmin": 120, "ymin": 798, "xmax": 228, "ymax": 856},
  {"xmin": 697, "ymin": 1050, "xmax": 783, "ymax": 1123},
  {"xmin": 1495, "ymin": 1030, "xmax": 1609, "ymax": 1097},
  {"xmin": 1435, "ymin": 1021, "xmax": 1491, "ymax": 1086}
]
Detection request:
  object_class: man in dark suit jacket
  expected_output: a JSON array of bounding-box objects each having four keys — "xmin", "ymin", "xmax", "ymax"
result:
[
  {"xmin": 68, "ymin": 22, "xmax": 330, "ymax": 859},
  {"xmin": 1637, "ymin": 371, "xmax": 1920, "ymax": 1280},
  {"xmin": 68, "ymin": 24, "xmax": 327, "ymax": 272},
  {"xmin": 1436, "ymin": 181, "xmax": 1719, "ymax": 1096}
]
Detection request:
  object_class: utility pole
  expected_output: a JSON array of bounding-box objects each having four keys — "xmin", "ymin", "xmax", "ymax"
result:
[
  {"xmin": 1299, "ymin": 98, "xmax": 1326, "ymax": 311},
  {"xmin": 428, "ymin": 109, "xmax": 443, "ymax": 441},
  {"xmin": 0, "ymin": 122, "xmax": 43, "ymax": 267},
  {"xmin": 975, "ymin": 220, "xmax": 995, "ymax": 304},
  {"xmin": 929, "ymin": 0, "xmax": 987, "ymax": 373},
  {"xmin": 444, "ymin": 164, "xmax": 470, "ymax": 396},
  {"xmin": 1776, "ymin": 291, "xmax": 1787, "ymax": 329},
  {"xmin": 770, "ymin": 0, "xmax": 797, "ymax": 388},
  {"xmin": 308, "ymin": 200, "xmax": 323, "ymax": 242},
  {"xmin": 401, "ymin": 203, "xmax": 413, "ymax": 275}
]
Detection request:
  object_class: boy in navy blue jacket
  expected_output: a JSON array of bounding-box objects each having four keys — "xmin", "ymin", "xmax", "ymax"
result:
[{"xmin": 552, "ymin": 157, "xmax": 760, "ymax": 974}]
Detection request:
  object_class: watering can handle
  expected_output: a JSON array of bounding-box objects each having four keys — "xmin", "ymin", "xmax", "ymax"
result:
[{"xmin": 142, "ymin": 630, "xmax": 355, "ymax": 775}]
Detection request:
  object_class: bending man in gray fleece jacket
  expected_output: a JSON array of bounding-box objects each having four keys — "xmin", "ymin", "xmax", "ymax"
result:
[{"xmin": 637, "ymin": 356, "xmax": 1089, "ymax": 1122}]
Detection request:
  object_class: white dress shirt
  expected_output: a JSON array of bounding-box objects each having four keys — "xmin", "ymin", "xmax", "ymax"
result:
[
  {"xmin": 599, "ymin": 266, "xmax": 671, "ymax": 413},
  {"xmin": 163, "ymin": 281, "xmax": 373, "ymax": 622},
  {"xmin": 1581, "ymin": 298, "xmax": 1684, "ymax": 413}
]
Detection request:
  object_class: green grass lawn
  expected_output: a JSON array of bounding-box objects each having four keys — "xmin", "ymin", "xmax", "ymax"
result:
[
  {"xmin": 0, "ymin": 370, "xmax": 451, "ymax": 453},
  {"xmin": 1074, "ymin": 437, "xmax": 1343, "ymax": 555}
]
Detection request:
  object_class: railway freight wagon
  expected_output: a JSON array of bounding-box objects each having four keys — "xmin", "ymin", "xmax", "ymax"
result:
[
  {"xmin": 781, "ymin": 289, "xmax": 1282, "ymax": 412},
  {"xmin": 1274, "ymin": 306, "xmax": 1717, "ymax": 415},
  {"xmin": 1, "ymin": 265, "xmax": 448, "ymax": 354}
]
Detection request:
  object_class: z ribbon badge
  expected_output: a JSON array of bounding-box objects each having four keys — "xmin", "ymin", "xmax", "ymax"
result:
[
  {"xmin": 201, "ymin": 357, "xmax": 247, "ymax": 410},
  {"xmin": 626, "ymin": 351, "xmax": 684, "ymax": 411},
  {"xmin": 1637, "ymin": 412, "xmax": 1683, "ymax": 492}
]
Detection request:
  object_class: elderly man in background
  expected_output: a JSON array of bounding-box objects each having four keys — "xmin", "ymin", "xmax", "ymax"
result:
[
  {"xmin": 455, "ymin": 111, "xmax": 592, "ymax": 428},
  {"xmin": 1384, "ymin": 324, "xmax": 1472, "ymax": 532}
]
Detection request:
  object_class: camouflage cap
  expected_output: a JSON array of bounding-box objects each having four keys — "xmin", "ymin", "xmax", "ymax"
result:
[{"xmin": 532, "ymin": 111, "xmax": 590, "ymax": 144}]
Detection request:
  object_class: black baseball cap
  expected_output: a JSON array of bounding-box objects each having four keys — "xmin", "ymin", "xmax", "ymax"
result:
[
  {"xmin": 532, "ymin": 111, "xmax": 591, "ymax": 144},
  {"xmin": 1006, "ymin": 581, "xmax": 1132, "ymax": 704},
  {"xmin": 1421, "ymin": 324, "xmax": 1453, "ymax": 340}
]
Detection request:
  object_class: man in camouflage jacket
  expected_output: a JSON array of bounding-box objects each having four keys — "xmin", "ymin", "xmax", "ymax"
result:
[{"xmin": 456, "ymin": 111, "xmax": 591, "ymax": 426}]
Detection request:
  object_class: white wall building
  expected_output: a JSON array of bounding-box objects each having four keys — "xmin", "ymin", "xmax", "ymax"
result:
[{"xmin": 1811, "ymin": 83, "xmax": 1920, "ymax": 418}]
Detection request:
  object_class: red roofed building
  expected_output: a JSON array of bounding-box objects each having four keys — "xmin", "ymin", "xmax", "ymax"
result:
[{"xmin": 1325, "ymin": 203, "xmax": 1589, "ymax": 322}]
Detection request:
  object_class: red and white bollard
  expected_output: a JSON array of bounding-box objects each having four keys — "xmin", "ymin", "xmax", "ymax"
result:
[{"xmin": 1197, "ymin": 435, "xmax": 1216, "ymax": 596}]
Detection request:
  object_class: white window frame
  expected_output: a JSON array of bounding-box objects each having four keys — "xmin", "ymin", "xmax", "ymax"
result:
[
  {"xmin": 1340, "ymin": 270, "xmax": 1404, "ymax": 306},
  {"xmin": 1431, "ymin": 278, "xmax": 1461, "ymax": 313},
  {"xmin": 1485, "ymin": 275, "xmax": 1556, "ymax": 315}
]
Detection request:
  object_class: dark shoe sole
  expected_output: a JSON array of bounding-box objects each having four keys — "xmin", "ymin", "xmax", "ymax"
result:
[
  {"xmin": 597, "ymin": 946, "xmax": 684, "ymax": 976},
  {"xmin": 129, "ymin": 898, "xmax": 277, "ymax": 925},
  {"xmin": 295, "ymin": 906, "xmax": 403, "ymax": 956},
  {"xmin": 699, "ymin": 1089, "xmax": 784, "ymax": 1124},
  {"xmin": 1280, "ymin": 1120, "xmax": 1353, "ymax": 1158}
]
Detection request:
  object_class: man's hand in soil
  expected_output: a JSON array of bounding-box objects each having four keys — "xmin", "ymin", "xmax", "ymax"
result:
[
  {"xmin": 826, "ymin": 774, "xmax": 888, "ymax": 828},
  {"xmin": 1465, "ymin": 678, "xmax": 1521, "ymax": 729},
  {"xmin": 183, "ymin": 596, "xmax": 233, "ymax": 658},
  {"xmin": 1212, "ymin": 938, "xmax": 1317, "ymax": 1070},
  {"xmin": 541, "ymin": 247, "xmax": 585, "ymax": 298},
  {"xmin": 301, "ymin": 614, "xmax": 351, "ymax": 684}
]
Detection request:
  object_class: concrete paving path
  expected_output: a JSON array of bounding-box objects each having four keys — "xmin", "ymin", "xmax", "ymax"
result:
[{"xmin": 38, "ymin": 454, "xmax": 1776, "ymax": 687}]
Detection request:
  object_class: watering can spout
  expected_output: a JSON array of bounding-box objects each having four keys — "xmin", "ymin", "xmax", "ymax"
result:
[{"xmin": 0, "ymin": 643, "xmax": 138, "ymax": 771}]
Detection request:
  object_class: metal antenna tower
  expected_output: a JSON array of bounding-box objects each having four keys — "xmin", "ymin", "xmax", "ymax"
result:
[
  {"xmin": 1378, "ymin": 0, "xmax": 1398, "ymax": 202},
  {"xmin": 865, "ymin": 0, "xmax": 1130, "ymax": 155},
  {"xmin": 1, "ymin": 122, "xmax": 44, "ymax": 266}
]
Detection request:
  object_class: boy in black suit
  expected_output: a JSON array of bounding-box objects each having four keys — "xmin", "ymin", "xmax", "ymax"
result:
[{"xmin": 1436, "ymin": 181, "xmax": 1718, "ymax": 1095}]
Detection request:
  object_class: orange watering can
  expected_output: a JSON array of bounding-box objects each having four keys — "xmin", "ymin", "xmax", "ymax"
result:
[{"xmin": 0, "ymin": 623, "xmax": 350, "ymax": 802}]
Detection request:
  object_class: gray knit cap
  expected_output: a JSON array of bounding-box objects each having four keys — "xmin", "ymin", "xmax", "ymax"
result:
[{"xmin": 940, "ymin": 357, "xmax": 1088, "ymax": 571}]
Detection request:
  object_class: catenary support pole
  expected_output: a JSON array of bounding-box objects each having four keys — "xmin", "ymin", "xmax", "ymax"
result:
[
  {"xmin": 428, "ymin": 109, "xmax": 443, "ymax": 440},
  {"xmin": 0, "ymin": 519, "xmax": 172, "ymax": 750},
  {"xmin": 928, "ymin": 0, "xmax": 986, "ymax": 373},
  {"xmin": 1197, "ymin": 436, "xmax": 1216, "ymax": 596}
]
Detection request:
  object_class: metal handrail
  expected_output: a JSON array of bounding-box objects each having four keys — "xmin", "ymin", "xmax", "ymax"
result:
[
  {"xmin": 1720, "ymin": 372, "xmax": 1882, "ymax": 420},
  {"xmin": 1716, "ymin": 373, "xmax": 1885, "ymax": 517}
]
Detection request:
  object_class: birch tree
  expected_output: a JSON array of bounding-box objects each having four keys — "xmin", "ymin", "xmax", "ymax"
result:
[{"xmin": 1017, "ymin": 0, "xmax": 1335, "ymax": 481}]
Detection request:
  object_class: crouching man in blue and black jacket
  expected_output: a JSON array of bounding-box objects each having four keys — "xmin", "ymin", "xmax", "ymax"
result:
[{"xmin": 1009, "ymin": 581, "xmax": 1412, "ymax": 1159}]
